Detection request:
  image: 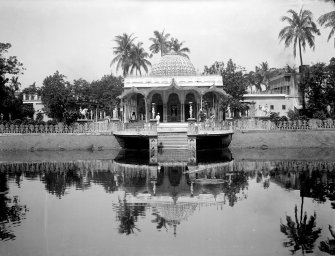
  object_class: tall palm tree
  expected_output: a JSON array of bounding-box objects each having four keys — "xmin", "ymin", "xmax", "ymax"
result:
[
  {"xmin": 129, "ymin": 42, "xmax": 151, "ymax": 76},
  {"xmin": 318, "ymin": 1, "xmax": 335, "ymax": 47},
  {"xmin": 259, "ymin": 61, "xmax": 270, "ymax": 90},
  {"xmin": 149, "ymin": 30, "xmax": 170, "ymax": 56},
  {"xmin": 279, "ymin": 8, "xmax": 320, "ymax": 66},
  {"xmin": 169, "ymin": 38, "xmax": 190, "ymax": 58},
  {"xmin": 111, "ymin": 33, "xmax": 136, "ymax": 77}
]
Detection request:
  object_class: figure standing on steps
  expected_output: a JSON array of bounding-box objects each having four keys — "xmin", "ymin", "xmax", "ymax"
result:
[{"xmin": 156, "ymin": 113, "xmax": 160, "ymax": 125}]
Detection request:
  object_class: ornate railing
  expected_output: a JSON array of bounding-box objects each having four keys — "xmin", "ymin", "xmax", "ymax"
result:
[
  {"xmin": 188, "ymin": 120, "xmax": 232, "ymax": 134},
  {"xmin": 0, "ymin": 122, "xmax": 120, "ymax": 134},
  {"xmin": 229, "ymin": 118, "xmax": 335, "ymax": 131},
  {"xmin": 188, "ymin": 118, "xmax": 335, "ymax": 134},
  {"xmin": 116, "ymin": 121, "xmax": 157, "ymax": 134},
  {"xmin": 1, "ymin": 119, "xmax": 334, "ymax": 135}
]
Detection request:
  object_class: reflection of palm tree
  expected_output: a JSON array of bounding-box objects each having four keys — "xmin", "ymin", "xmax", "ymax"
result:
[
  {"xmin": 319, "ymin": 225, "xmax": 335, "ymax": 255},
  {"xmin": 151, "ymin": 213, "xmax": 168, "ymax": 231},
  {"xmin": 115, "ymin": 195, "xmax": 143, "ymax": 235},
  {"xmin": 280, "ymin": 205, "xmax": 321, "ymax": 254},
  {"xmin": 0, "ymin": 173, "xmax": 28, "ymax": 241}
]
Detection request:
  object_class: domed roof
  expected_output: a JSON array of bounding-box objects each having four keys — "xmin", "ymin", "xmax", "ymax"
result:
[{"xmin": 151, "ymin": 52, "xmax": 196, "ymax": 77}]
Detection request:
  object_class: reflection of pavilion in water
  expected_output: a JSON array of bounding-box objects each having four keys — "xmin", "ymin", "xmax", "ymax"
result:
[
  {"xmin": 2, "ymin": 158, "xmax": 335, "ymax": 236},
  {"xmin": 111, "ymin": 157, "xmax": 252, "ymax": 236}
]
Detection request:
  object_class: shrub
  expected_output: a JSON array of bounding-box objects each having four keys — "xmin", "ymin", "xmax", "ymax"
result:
[
  {"xmin": 269, "ymin": 112, "xmax": 280, "ymax": 123},
  {"xmin": 64, "ymin": 111, "xmax": 81, "ymax": 125},
  {"xmin": 313, "ymin": 110, "xmax": 327, "ymax": 120},
  {"xmin": 12, "ymin": 119, "xmax": 22, "ymax": 125},
  {"xmin": 279, "ymin": 116, "xmax": 288, "ymax": 122},
  {"xmin": 46, "ymin": 120, "xmax": 58, "ymax": 125},
  {"xmin": 36, "ymin": 112, "xmax": 43, "ymax": 122},
  {"xmin": 287, "ymin": 109, "xmax": 300, "ymax": 120}
]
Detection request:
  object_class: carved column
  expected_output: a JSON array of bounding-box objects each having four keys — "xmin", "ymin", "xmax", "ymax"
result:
[
  {"xmin": 187, "ymin": 135, "xmax": 197, "ymax": 165},
  {"xmin": 143, "ymin": 98, "xmax": 147, "ymax": 122},
  {"xmin": 163, "ymin": 104, "xmax": 167, "ymax": 123},
  {"xmin": 149, "ymin": 136, "xmax": 158, "ymax": 165},
  {"xmin": 181, "ymin": 103, "xmax": 185, "ymax": 122}
]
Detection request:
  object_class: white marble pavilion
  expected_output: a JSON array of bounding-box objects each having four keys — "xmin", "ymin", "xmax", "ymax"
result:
[{"xmin": 119, "ymin": 52, "xmax": 229, "ymax": 123}]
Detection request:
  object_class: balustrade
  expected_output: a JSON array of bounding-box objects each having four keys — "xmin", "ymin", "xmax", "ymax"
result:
[{"xmin": 1, "ymin": 118, "xmax": 335, "ymax": 135}]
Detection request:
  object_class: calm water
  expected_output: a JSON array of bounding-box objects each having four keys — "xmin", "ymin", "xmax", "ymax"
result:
[{"xmin": 0, "ymin": 149, "xmax": 335, "ymax": 256}]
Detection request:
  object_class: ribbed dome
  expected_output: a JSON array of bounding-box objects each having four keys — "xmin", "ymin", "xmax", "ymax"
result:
[{"xmin": 151, "ymin": 52, "xmax": 196, "ymax": 77}]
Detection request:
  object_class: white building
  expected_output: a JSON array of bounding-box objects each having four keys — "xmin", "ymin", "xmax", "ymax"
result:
[
  {"xmin": 243, "ymin": 72, "xmax": 301, "ymax": 118},
  {"xmin": 22, "ymin": 93, "xmax": 50, "ymax": 121}
]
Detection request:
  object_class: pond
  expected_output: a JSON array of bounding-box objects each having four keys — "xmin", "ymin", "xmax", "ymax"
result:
[{"xmin": 0, "ymin": 148, "xmax": 334, "ymax": 256}]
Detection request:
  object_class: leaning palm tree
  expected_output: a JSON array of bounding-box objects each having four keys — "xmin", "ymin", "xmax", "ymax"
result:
[
  {"xmin": 149, "ymin": 30, "xmax": 170, "ymax": 56},
  {"xmin": 110, "ymin": 33, "xmax": 136, "ymax": 77},
  {"xmin": 279, "ymin": 8, "xmax": 320, "ymax": 66},
  {"xmin": 169, "ymin": 38, "xmax": 190, "ymax": 58},
  {"xmin": 318, "ymin": 1, "xmax": 335, "ymax": 47},
  {"xmin": 129, "ymin": 42, "xmax": 151, "ymax": 76}
]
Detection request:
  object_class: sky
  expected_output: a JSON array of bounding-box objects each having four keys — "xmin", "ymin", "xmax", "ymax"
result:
[{"xmin": 0, "ymin": 0, "xmax": 333, "ymax": 89}]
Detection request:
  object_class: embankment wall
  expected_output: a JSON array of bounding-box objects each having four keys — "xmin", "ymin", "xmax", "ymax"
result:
[
  {"xmin": 1, "ymin": 129, "xmax": 335, "ymax": 151},
  {"xmin": 0, "ymin": 134, "xmax": 121, "ymax": 151},
  {"xmin": 231, "ymin": 129, "xmax": 335, "ymax": 148}
]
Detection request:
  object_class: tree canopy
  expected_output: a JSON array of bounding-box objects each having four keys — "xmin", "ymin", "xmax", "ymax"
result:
[
  {"xmin": 203, "ymin": 59, "xmax": 248, "ymax": 117},
  {"xmin": 318, "ymin": 1, "xmax": 335, "ymax": 47},
  {"xmin": 40, "ymin": 71, "xmax": 123, "ymax": 122},
  {"xmin": 279, "ymin": 8, "xmax": 320, "ymax": 66},
  {"xmin": 111, "ymin": 33, "xmax": 151, "ymax": 77},
  {"xmin": 0, "ymin": 43, "xmax": 25, "ymax": 120},
  {"xmin": 41, "ymin": 71, "xmax": 73, "ymax": 121}
]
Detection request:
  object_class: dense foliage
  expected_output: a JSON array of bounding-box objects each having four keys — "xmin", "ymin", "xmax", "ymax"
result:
[
  {"xmin": 296, "ymin": 60, "xmax": 335, "ymax": 118},
  {"xmin": 0, "ymin": 43, "xmax": 27, "ymax": 120},
  {"xmin": 39, "ymin": 72, "xmax": 123, "ymax": 123},
  {"xmin": 203, "ymin": 59, "xmax": 248, "ymax": 117}
]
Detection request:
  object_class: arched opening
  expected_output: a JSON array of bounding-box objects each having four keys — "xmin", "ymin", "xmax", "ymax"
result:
[
  {"xmin": 185, "ymin": 93, "xmax": 197, "ymax": 120},
  {"xmin": 202, "ymin": 92, "xmax": 228, "ymax": 121},
  {"xmin": 127, "ymin": 93, "xmax": 145, "ymax": 122},
  {"xmin": 167, "ymin": 93, "xmax": 181, "ymax": 122},
  {"xmin": 151, "ymin": 93, "xmax": 163, "ymax": 121}
]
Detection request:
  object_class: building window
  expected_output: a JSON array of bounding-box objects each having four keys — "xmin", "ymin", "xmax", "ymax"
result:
[
  {"xmin": 31, "ymin": 95, "xmax": 35, "ymax": 100},
  {"xmin": 25, "ymin": 95, "xmax": 29, "ymax": 100},
  {"xmin": 270, "ymin": 105, "xmax": 274, "ymax": 110},
  {"xmin": 284, "ymin": 76, "xmax": 290, "ymax": 82},
  {"xmin": 282, "ymin": 105, "xmax": 286, "ymax": 110}
]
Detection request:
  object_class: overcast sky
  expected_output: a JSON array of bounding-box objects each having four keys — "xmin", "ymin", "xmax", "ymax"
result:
[{"xmin": 0, "ymin": 0, "xmax": 333, "ymax": 88}]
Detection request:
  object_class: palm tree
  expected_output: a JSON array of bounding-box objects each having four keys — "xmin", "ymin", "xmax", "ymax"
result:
[
  {"xmin": 169, "ymin": 38, "xmax": 190, "ymax": 58},
  {"xmin": 259, "ymin": 62, "xmax": 270, "ymax": 90},
  {"xmin": 110, "ymin": 33, "xmax": 136, "ymax": 77},
  {"xmin": 318, "ymin": 1, "xmax": 335, "ymax": 47},
  {"xmin": 129, "ymin": 42, "xmax": 151, "ymax": 76},
  {"xmin": 149, "ymin": 30, "xmax": 170, "ymax": 56},
  {"xmin": 279, "ymin": 8, "xmax": 320, "ymax": 66}
]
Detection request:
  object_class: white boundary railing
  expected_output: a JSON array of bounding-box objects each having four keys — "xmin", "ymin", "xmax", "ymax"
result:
[{"xmin": 1, "ymin": 119, "xmax": 334, "ymax": 134}]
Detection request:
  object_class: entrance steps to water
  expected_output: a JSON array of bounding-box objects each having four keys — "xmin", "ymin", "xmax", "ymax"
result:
[{"xmin": 157, "ymin": 122, "xmax": 189, "ymax": 150}]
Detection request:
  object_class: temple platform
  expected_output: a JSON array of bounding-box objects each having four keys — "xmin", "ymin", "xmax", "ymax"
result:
[{"xmin": 113, "ymin": 121, "xmax": 233, "ymax": 165}]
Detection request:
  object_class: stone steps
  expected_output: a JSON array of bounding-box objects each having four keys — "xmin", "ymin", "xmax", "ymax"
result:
[{"xmin": 157, "ymin": 123, "xmax": 189, "ymax": 150}]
